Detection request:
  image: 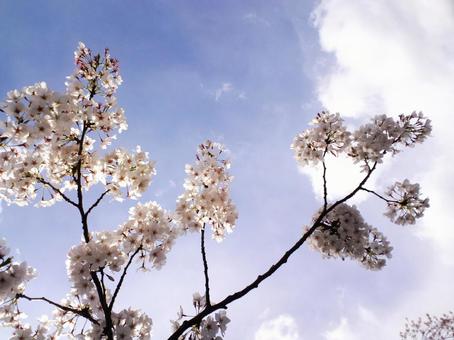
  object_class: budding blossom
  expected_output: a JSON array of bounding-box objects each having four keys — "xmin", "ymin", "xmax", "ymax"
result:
[
  {"xmin": 308, "ymin": 204, "xmax": 393, "ymax": 270},
  {"xmin": 291, "ymin": 111, "xmax": 351, "ymax": 167},
  {"xmin": 384, "ymin": 179, "xmax": 429, "ymax": 225},
  {"xmin": 176, "ymin": 140, "xmax": 238, "ymax": 241}
]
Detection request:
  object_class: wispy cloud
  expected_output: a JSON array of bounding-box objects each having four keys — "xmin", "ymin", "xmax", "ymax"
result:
[
  {"xmin": 312, "ymin": 0, "xmax": 454, "ymax": 259},
  {"xmin": 215, "ymin": 82, "xmax": 233, "ymax": 101},
  {"xmin": 243, "ymin": 12, "xmax": 271, "ymax": 27},
  {"xmin": 255, "ymin": 314, "xmax": 301, "ymax": 340}
]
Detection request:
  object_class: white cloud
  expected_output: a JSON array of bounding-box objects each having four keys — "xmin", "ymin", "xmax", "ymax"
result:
[
  {"xmin": 300, "ymin": 0, "xmax": 454, "ymax": 337},
  {"xmin": 323, "ymin": 318, "xmax": 358, "ymax": 340},
  {"xmin": 299, "ymin": 153, "xmax": 388, "ymax": 204},
  {"xmin": 255, "ymin": 314, "xmax": 301, "ymax": 340},
  {"xmin": 311, "ymin": 0, "xmax": 454, "ymax": 258}
]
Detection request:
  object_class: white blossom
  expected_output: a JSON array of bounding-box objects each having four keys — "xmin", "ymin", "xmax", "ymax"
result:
[
  {"xmin": 291, "ymin": 111, "xmax": 351, "ymax": 166},
  {"xmin": 176, "ymin": 140, "xmax": 238, "ymax": 241},
  {"xmin": 385, "ymin": 179, "xmax": 429, "ymax": 225},
  {"xmin": 309, "ymin": 204, "xmax": 393, "ymax": 270}
]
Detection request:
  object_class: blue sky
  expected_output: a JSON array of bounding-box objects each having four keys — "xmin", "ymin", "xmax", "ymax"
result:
[{"xmin": 1, "ymin": 1, "xmax": 453, "ymax": 339}]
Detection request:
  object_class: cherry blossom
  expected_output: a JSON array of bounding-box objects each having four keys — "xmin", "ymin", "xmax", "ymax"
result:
[
  {"xmin": 308, "ymin": 204, "xmax": 393, "ymax": 270},
  {"xmin": 176, "ymin": 140, "xmax": 238, "ymax": 241}
]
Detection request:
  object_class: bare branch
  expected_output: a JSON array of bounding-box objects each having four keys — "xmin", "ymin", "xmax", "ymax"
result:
[
  {"xmin": 85, "ymin": 189, "xmax": 110, "ymax": 217},
  {"xmin": 360, "ymin": 187, "xmax": 398, "ymax": 203},
  {"xmin": 322, "ymin": 159, "xmax": 328, "ymax": 211},
  {"xmin": 16, "ymin": 293, "xmax": 99, "ymax": 325},
  {"xmin": 108, "ymin": 246, "xmax": 142, "ymax": 311},
  {"xmin": 37, "ymin": 178, "xmax": 78, "ymax": 208},
  {"xmin": 201, "ymin": 226, "xmax": 211, "ymax": 307}
]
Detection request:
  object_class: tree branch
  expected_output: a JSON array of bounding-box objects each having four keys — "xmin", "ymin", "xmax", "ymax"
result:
[
  {"xmin": 360, "ymin": 187, "xmax": 398, "ymax": 203},
  {"xmin": 322, "ymin": 159, "xmax": 328, "ymax": 211},
  {"xmin": 37, "ymin": 178, "xmax": 78, "ymax": 208},
  {"xmin": 16, "ymin": 293, "xmax": 99, "ymax": 325},
  {"xmin": 85, "ymin": 189, "xmax": 110, "ymax": 217},
  {"xmin": 201, "ymin": 226, "xmax": 211, "ymax": 307},
  {"xmin": 108, "ymin": 246, "xmax": 142, "ymax": 311},
  {"xmin": 167, "ymin": 162, "xmax": 378, "ymax": 340}
]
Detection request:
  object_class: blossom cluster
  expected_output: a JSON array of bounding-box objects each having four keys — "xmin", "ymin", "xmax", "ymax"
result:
[
  {"xmin": 384, "ymin": 179, "xmax": 430, "ymax": 225},
  {"xmin": 176, "ymin": 140, "xmax": 238, "ymax": 241},
  {"xmin": 308, "ymin": 204, "xmax": 393, "ymax": 270},
  {"xmin": 0, "ymin": 42, "xmax": 155, "ymax": 207},
  {"xmin": 349, "ymin": 112, "xmax": 431, "ymax": 170},
  {"xmin": 401, "ymin": 311, "xmax": 454, "ymax": 340},
  {"xmin": 0, "ymin": 239, "xmax": 42, "ymax": 340},
  {"xmin": 0, "ymin": 239, "xmax": 35, "ymax": 302},
  {"xmin": 291, "ymin": 111, "xmax": 431, "ymax": 171},
  {"xmin": 291, "ymin": 112, "xmax": 351, "ymax": 166},
  {"xmin": 172, "ymin": 292, "xmax": 231, "ymax": 340},
  {"xmin": 86, "ymin": 308, "xmax": 153, "ymax": 340},
  {"xmin": 67, "ymin": 201, "xmax": 178, "ymax": 295}
]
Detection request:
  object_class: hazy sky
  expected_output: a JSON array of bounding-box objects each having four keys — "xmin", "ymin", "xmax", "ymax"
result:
[{"xmin": 1, "ymin": 1, "xmax": 453, "ymax": 339}]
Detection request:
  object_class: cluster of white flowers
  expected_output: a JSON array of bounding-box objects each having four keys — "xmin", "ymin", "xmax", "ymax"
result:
[
  {"xmin": 84, "ymin": 308, "xmax": 152, "ymax": 340},
  {"xmin": 66, "ymin": 232, "xmax": 127, "ymax": 294},
  {"xmin": 172, "ymin": 292, "xmax": 231, "ymax": 340},
  {"xmin": 349, "ymin": 112, "xmax": 431, "ymax": 170},
  {"xmin": 291, "ymin": 112, "xmax": 351, "ymax": 166},
  {"xmin": 0, "ymin": 42, "xmax": 155, "ymax": 207},
  {"xmin": 119, "ymin": 201, "xmax": 179, "ymax": 269},
  {"xmin": 176, "ymin": 140, "xmax": 238, "ymax": 241},
  {"xmin": 384, "ymin": 179, "xmax": 430, "ymax": 225},
  {"xmin": 0, "ymin": 239, "xmax": 43, "ymax": 340},
  {"xmin": 101, "ymin": 146, "xmax": 156, "ymax": 201},
  {"xmin": 67, "ymin": 200, "xmax": 178, "ymax": 294},
  {"xmin": 0, "ymin": 239, "xmax": 35, "ymax": 302},
  {"xmin": 308, "ymin": 204, "xmax": 393, "ymax": 270},
  {"xmin": 291, "ymin": 111, "xmax": 431, "ymax": 172}
]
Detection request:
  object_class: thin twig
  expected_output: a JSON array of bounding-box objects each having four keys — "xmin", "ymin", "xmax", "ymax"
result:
[
  {"xmin": 201, "ymin": 225, "xmax": 211, "ymax": 307},
  {"xmin": 16, "ymin": 293, "xmax": 98, "ymax": 325},
  {"xmin": 322, "ymin": 159, "xmax": 328, "ymax": 211},
  {"xmin": 360, "ymin": 187, "xmax": 398, "ymax": 203},
  {"xmin": 37, "ymin": 178, "xmax": 78, "ymax": 208},
  {"xmin": 108, "ymin": 246, "xmax": 142, "ymax": 311},
  {"xmin": 85, "ymin": 189, "xmax": 110, "ymax": 217}
]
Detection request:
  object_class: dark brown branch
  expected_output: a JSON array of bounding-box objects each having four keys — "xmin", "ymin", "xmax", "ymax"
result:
[
  {"xmin": 201, "ymin": 226, "xmax": 211, "ymax": 307},
  {"xmin": 108, "ymin": 246, "xmax": 142, "ymax": 311},
  {"xmin": 167, "ymin": 162, "xmax": 378, "ymax": 340},
  {"xmin": 16, "ymin": 293, "xmax": 99, "ymax": 325},
  {"xmin": 322, "ymin": 159, "xmax": 328, "ymax": 211},
  {"xmin": 37, "ymin": 178, "xmax": 78, "ymax": 208},
  {"xmin": 360, "ymin": 187, "xmax": 398, "ymax": 203},
  {"xmin": 85, "ymin": 189, "xmax": 110, "ymax": 217}
]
